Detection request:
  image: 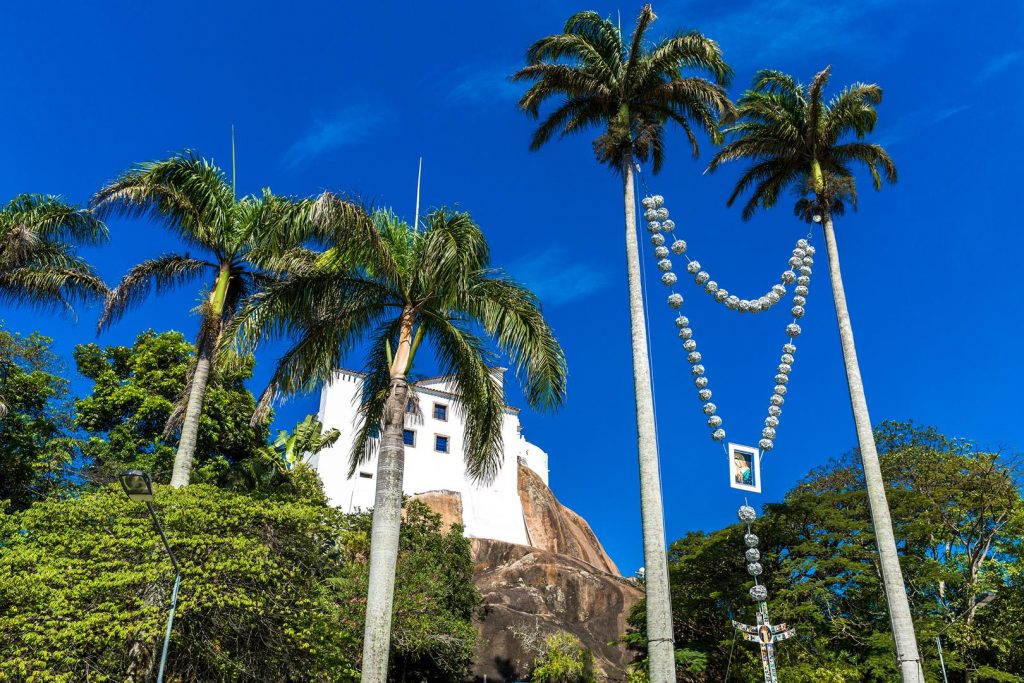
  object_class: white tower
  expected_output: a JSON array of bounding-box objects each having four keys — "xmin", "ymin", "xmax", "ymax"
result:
[{"xmin": 310, "ymin": 368, "xmax": 551, "ymax": 546}]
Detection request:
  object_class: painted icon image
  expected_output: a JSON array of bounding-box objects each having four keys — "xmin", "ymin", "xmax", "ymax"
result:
[{"xmin": 728, "ymin": 443, "xmax": 762, "ymax": 493}]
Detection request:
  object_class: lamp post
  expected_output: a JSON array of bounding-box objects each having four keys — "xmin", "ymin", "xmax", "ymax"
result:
[
  {"xmin": 120, "ymin": 470, "xmax": 180, "ymax": 683},
  {"xmin": 935, "ymin": 592, "xmax": 997, "ymax": 683}
]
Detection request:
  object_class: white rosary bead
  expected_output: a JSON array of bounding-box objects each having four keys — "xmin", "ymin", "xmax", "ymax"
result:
[
  {"xmin": 655, "ymin": 208, "xmax": 669, "ymax": 221},
  {"xmin": 802, "ymin": 256, "xmax": 814, "ymax": 267},
  {"xmin": 661, "ymin": 272, "xmax": 677, "ymax": 286},
  {"xmin": 795, "ymin": 285, "xmax": 809, "ymax": 297},
  {"xmin": 658, "ymin": 259, "xmax": 673, "ymax": 272},
  {"xmin": 791, "ymin": 305, "xmax": 805, "ymax": 318},
  {"xmin": 781, "ymin": 353, "xmax": 794, "ymax": 365},
  {"xmin": 671, "ymin": 239, "xmax": 687, "ymax": 254},
  {"xmin": 651, "ymin": 233, "xmax": 665, "ymax": 246},
  {"xmin": 738, "ymin": 300, "xmax": 751, "ymax": 312},
  {"xmin": 766, "ymin": 291, "xmax": 780, "ymax": 305},
  {"xmin": 726, "ymin": 295, "xmax": 740, "ymax": 309},
  {"xmin": 786, "ymin": 323, "xmax": 802, "ymax": 338},
  {"xmin": 708, "ymin": 415, "xmax": 723, "ymax": 428},
  {"xmin": 712, "ymin": 428, "xmax": 726, "ymax": 441},
  {"xmin": 688, "ymin": 351, "xmax": 702, "ymax": 364},
  {"xmin": 797, "ymin": 238, "xmax": 808, "ymax": 248},
  {"xmin": 789, "ymin": 256, "xmax": 803, "ymax": 268},
  {"xmin": 793, "ymin": 295, "xmax": 806, "ymax": 306},
  {"xmin": 770, "ymin": 394, "xmax": 785, "ymax": 406},
  {"xmin": 792, "ymin": 248, "xmax": 806, "ymax": 259},
  {"xmin": 774, "ymin": 385, "xmax": 787, "ymax": 396},
  {"xmin": 679, "ymin": 327, "xmax": 693, "ymax": 340},
  {"xmin": 698, "ymin": 388, "xmax": 712, "ymax": 401},
  {"xmin": 797, "ymin": 275, "xmax": 810, "ymax": 286},
  {"xmin": 694, "ymin": 376, "xmax": 708, "ymax": 389},
  {"xmin": 705, "ymin": 280, "xmax": 719, "ymax": 294},
  {"xmin": 650, "ymin": 195, "xmax": 664, "ymax": 208},
  {"xmin": 758, "ymin": 297, "xmax": 771, "ymax": 311},
  {"xmin": 642, "ymin": 196, "xmax": 657, "ymax": 209},
  {"xmin": 675, "ymin": 315, "xmax": 689, "ymax": 328},
  {"xmin": 647, "ymin": 221, "xmax": 662, "ymax": 233},
  {"xmin": 782, "ymin": 270, "xmax": 797, "ymax": 284},
  {"xmin": 765, "ymin": 416, "xmax": 779, "ymax": 428},
  {"xmin": 778, "ymin": 363, "xmax": 792, "ymax": 375},
  {"xmin": 686, "ymin": 260, "xmax": 701, "ymax": 274},
  {"xmin": 805, "ymin": 245, "xmax": 816, "ymax": 256},
  {"xmin": 746, "ymin": 548, "xmax": 761, "ymax": 562},
  {"xmin": 695, "ymin": 271, "xmax": 710, "ymax": 285},
  {"xmin": 775, "ymin": 373, "xmax": 788, "ymax": 385},
  {"xmin": 799, "ymin": 265, "xmax": 812, "ymax": 276},
  {"xmin": 668, "ymin": 293, "xmax": 683, "ymax": 308},
  {"xmin": 762, "ymin": 427, "xmax": 776, "ymax": 439},
  {"xmin": 750, "ymin": 585, "xmax": 768, "ymax": 601},
  {"xmin": 644, "ymin": 208, "xmax": 658, "ymax": 221},
  {"xmin": 783, "ymin": 343, "xmax": 796, "ymax": 354},
  {"xmin": 654, "ymin": 246, "xmax": 669, "ymax": 259},
  {"xmin": 691, "ymin": 364, "xmax": 705, "ymax": 376},
  {"xmin": 768, "ymin": 405, "xmax": 782, "ymax": 417},
  {"xmin": 758, "ymin": 439, "xmax": 774, "ymax": 451},
  {"xmin": 661, "ymin": 219, "xmax": 676, "ymax": 233},
  {"xmin": 683, "ymin": 339, "xmax": 697, "ymax": 352},
  {"xmin": 772, "ymin": 284, "xmax": 786, "ymax": 297},
  {"xmin": 702, "ymin": 402, "xmax": 717, "ymax": 415}
]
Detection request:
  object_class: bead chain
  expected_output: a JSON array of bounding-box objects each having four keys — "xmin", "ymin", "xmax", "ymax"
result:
[{"xmin": 639, "ymin": 193, "xmax": 815, "ymax": 449}]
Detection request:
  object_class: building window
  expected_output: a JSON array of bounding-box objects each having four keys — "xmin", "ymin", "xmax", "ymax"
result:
[
  {"xmin": 358, "ymin": 472, "xmax": 373, "ymax": 479},
  {"xmin": 403, "ymin": 429, "xmax": 416, "ymax": 447},
  {"xmin": 433, "ymin": 403, "xmax": 448, "ymax": 421},
  {"xmin": 434, "ymin": 434, "xmax": 450, "ymax": 454}
]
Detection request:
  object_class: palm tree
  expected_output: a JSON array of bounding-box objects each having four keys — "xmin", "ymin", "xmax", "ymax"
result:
[
  {"xmin": 231, "ymin": 209, "xmax": 567, "ymax": 683},
  {"xmin": 273, "ymin": 414, "xmax": 341, "ymax": 470},
  {"xmin": 707, "ymin": 67, "xmax": 922, "ymax": 682},
  {"xmin": 0, "ymin": 193, "xmax": 108, "ymax": 417},
  {"xmin": 512, "ymin": 7, "xmax": 733, "ymax": 679},
  {"xmin": 91, "ymin": 151, "xmax": 352, "ymax": 487}
]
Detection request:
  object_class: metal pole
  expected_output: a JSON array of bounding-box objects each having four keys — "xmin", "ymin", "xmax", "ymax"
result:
[
  {"xmin": 157, "ymin": 572, "xmax": 181, "ymax": 683},
  {"xmin": 935, "ymin": 635, "xmax": 949, "ymax": 683},
  {"xmin": 145, "ymin": 501, "xmax": 181, "ymax": 682}
]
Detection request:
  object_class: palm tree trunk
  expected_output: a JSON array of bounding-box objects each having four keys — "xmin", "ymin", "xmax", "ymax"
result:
[
  {"xmin": 622, "ymin": 155, "xmax": 675, "ymax": 682},
  {"xmin": 361, "ymin": 310, "xmax": 415, "ymax": 683},
  {"xmin": 170, "ymin": 265, "xmax": 231, "ymax": 488},
  {"xmin": 821, "ymin": 212, "xmax": 922, "ymax": 682}
]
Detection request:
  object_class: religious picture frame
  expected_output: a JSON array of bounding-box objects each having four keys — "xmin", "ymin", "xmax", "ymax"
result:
[{"xmin": 727, "ymin": 443, "xmax": 761, "ymax": 493}]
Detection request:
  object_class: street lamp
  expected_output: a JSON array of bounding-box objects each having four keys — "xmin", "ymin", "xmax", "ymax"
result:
[
  {"xmin": 935, "ymin": 592, "xmax": 997, "ymax": 683},
  {"xmin": 119, "ymin": 470, "xmax": 181, "ymax": 683}
]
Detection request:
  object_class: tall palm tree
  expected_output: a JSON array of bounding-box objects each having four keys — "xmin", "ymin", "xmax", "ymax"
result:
[
  {"xmin": 91, "ymin": 152, "xmax": 353, "ymax": 487},
  {"xmin": 512, "ymin": 7, "xmax": 733, "ymax": 679},
  {"xmin": 707, "ymin": 67, "xmax": 922, "ymax": 682},
  {"xmin": 231, "ymin": 209, "xmax": 567, "ymax": 683},
  {"xmin": 0, "ymin": 193, "xmax": 108, "ymax": 417}
]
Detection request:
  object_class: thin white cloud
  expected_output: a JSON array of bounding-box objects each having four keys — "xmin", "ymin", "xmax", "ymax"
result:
[
  {"xmin": 877, "ymin": 105, "xmax": 970, "ymax": 146},
  {"xmin": 507, "ymin": 246, "xmax": 612, "ymax": 306},
  {"xmin": 445, "ymin": 64, "xmax": 522, "ymax": 106},
  {"xmin": 284, "ymin": 105, "xmax": 393, "ymax": 168},
  {"xmin": 978, "ymin": 51, "xmax": 1022, "ymax": 81}
]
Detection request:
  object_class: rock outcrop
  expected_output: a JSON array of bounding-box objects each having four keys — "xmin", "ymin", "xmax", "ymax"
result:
[
  {"xmin": 516, "ymin": 461, "xmax": 619, "ymax": 575},
  {"xmin": 409, "ymin": 489, "xmax": 464, "ymax": 532},
  {"xmin": 470, "ymin": 539, "xmax": 642, "ymax": 681}
]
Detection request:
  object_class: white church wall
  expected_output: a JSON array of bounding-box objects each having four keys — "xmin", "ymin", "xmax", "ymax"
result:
[{"xmin": 312, "ymin": 370, "xmax": 548, "ymax": 546}]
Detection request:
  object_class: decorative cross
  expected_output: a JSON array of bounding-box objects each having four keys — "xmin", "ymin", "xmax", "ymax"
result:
[{"xmin": 732, "ymin": 505, "xmax": 795, "ymax": 683}]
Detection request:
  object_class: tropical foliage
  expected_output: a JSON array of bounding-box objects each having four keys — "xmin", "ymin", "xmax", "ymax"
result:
[
  {"xmin": 625, "ymin": 422, "xmax": 1024, "ymax": 682},
  {"xmin": 530, "ymin": 632, "xmax": 598, "ymax": 683},
  {"xmin": 0, "ymin": 486, "xmax": 481, "ymax": 682},
  {"xmin": 231, "ymin": 208, "xmax": 567, "ymax": 681}
]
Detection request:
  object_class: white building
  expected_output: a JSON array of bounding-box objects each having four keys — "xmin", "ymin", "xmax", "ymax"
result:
[{"xmin": 310, "ymin": 368, "xmax": 550, "ymax": 546}]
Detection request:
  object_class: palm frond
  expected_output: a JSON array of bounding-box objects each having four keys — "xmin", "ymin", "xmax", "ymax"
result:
[{"xmin": 99, "ymin": 254, "xmax": 212, "ymax": 332}]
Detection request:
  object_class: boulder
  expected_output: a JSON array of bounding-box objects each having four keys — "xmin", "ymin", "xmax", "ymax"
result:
[
  {"xmin": 470, "ymin": 539, "xmax": 642, "ymax": 682},
  {"xmin": 409, "ymin": 489, "xmax": 464, "ymax": 532}
]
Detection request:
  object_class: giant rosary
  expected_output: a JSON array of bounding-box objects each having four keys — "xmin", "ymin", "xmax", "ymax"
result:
[{"xmin": 639, "ymin": 191, "xmax": 809, "ymax": 679}]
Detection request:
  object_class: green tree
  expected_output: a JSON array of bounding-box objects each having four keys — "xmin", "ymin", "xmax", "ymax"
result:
[
  {"xmin": 0, "ymin": 326, "xmax": 76, "ymax": 509},
  {"xmin": 512, "ymin": 9, "xmax": 733, "ymax": 679},
  {"xmin": 274, "ymin": 414, "xmax": 340, "ymax": 470},
  {"xmin": 0, "ymin": 193, "xmax": 107, "ymax": 315},
  {"xmin": 90, "ymin": 152, "xmax": 356, "ymax": 487},
  {"xmin": 530, "ymin": 632, "xmax": 596, "ymax": 683},
  {"xmin": 625, "ymin": 422, "xmax": 1024, "ymax": 682},
  {"xmin": 705, "ymin": 67, "xmax": 918, "ymax": 681},
  {"xmin": 232, "ymin": 208, "xmax": 567, "ymax": 683},
  {"xmin": 73, "ymin": 329, "xmax": 272, "ymax": 485},
  {"xmin": 0, "ymin": 487, "xmax": 482, "ymax": 682}
]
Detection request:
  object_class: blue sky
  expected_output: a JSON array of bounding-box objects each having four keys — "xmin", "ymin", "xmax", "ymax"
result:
[{"xmin": 1, "ymin": 1, "xmax": 1022, "ymax": 573}]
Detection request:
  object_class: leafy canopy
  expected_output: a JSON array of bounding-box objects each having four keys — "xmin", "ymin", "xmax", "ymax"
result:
[
  {"xmin": 232, "ymin": 208, "xmax": 567, "ymax": 483},
  {"xmin": 707, "ymin": 66, "xmax": 897, "ymax": 219},
  {"xmin": 0, "ymin": 193, "xmax": 107, "ymax": 314},
  {"xmin": 513, "ymin": 5, "xmax": 734, "ymax": 172}
]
